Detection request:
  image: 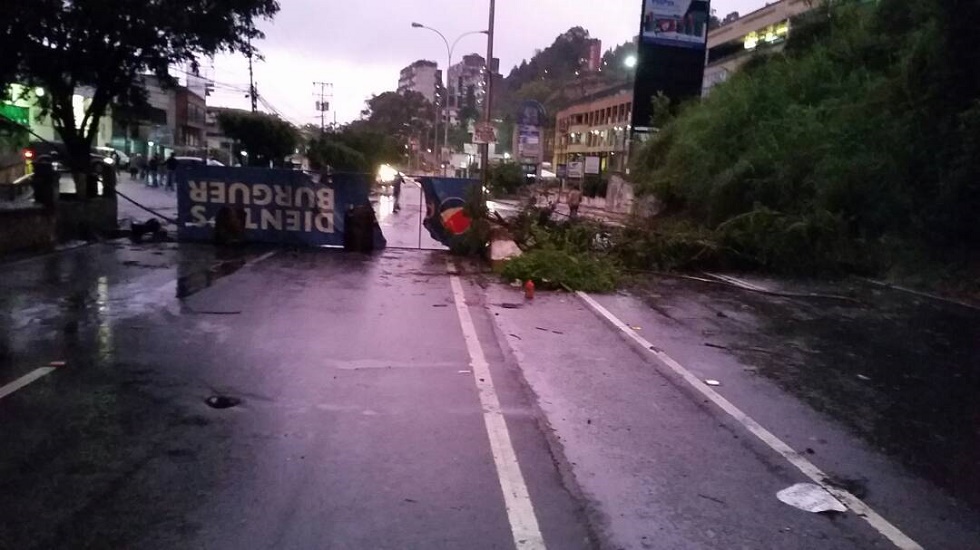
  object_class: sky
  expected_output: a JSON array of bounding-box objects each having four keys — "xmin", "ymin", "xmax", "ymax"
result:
[{"xmin": 203, "ymin": 0, "xmax": 769, "ymax": 126}]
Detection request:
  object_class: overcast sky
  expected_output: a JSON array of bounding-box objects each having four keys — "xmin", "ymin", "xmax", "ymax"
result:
[{"xmin": 203, "ymin": 0, "xmax": 769, "ymax": 125}]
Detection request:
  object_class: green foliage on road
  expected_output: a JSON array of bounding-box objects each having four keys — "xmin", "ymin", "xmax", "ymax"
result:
[
  {"xmin": 631, "ymin": 0, "xmax": 980, "ymax": 277},
  {"xmin": 218, "ymin": 111, "xmax": 298, "ymax": 168},
  {"xmin": 0, "ymin": 0, "xmax": 279, "ymax": 190},
  {"xmin": 503, "ymin": 210, "xmax": 622, "ymax": 292}
]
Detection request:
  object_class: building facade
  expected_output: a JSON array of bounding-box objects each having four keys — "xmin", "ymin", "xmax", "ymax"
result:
[
  {"xmin": 553, "ymin": 85, "xmax": 633, "ymax": 175},
  {"xmin": 702, "ymin": 0, "xmax": 816, "ymax": 96},
  {"xmin": 398, "ymin": 60, "xmax": 441, "ymax": 104},
  {"xmin": 447, "ymin": 54, "xmax": 486, "ymax": 125},
  {"xmin": 175, "ymin": 87, "xmax": 207, "ymax": 151}
]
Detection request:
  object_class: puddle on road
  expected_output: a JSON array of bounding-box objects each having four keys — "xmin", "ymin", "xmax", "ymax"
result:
[
  {"xmin": 632, "ymin": 276, "xmax": 980, "ymax": 510},
  {"xmin": 176, "ymin": 258, "xmax": 247, "ymax": 299}
]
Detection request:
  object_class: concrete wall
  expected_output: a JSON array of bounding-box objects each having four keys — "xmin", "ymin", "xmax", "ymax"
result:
[{"xmin": 0, "ymin": 207, "xmax": 56, "ymax": 255}]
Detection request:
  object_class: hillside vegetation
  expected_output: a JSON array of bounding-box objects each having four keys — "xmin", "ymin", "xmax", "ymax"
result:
[{"xmin": 631, "ymin": 0, "xmax": 980, "ymax": 283}]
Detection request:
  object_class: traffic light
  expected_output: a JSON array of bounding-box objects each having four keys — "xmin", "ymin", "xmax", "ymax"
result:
[{"xmin": 204, "ymin": 82, "xmax": 215, "ymax": 97}]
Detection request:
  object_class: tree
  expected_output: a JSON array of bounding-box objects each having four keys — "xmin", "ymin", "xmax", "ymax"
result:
[
  {"xmin": 307, "ymin": 137, "xmax": 367, "ymax": 173},
  {"xmin": 361, "ymin": 91, "xmax": 435, "ymax": 146},
  {"xmin": 218, "ymin": 111, "xmax": 297, "ymax": 167},
  {"xmin": 0, "ymin": 0, "xmax": 279, "ymax": 196}
]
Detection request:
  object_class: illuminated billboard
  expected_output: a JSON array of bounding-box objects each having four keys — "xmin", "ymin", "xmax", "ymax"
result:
[
  {"xmin": 631, "ymin": 0, "xmax": 710, "ymax": 131},
  {"xmin": 641, "ymin": 0, "xmax": 710, "ymax": 49}
]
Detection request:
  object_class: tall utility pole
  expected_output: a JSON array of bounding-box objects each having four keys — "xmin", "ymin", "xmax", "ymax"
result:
[
  {"xmin": 313, "ymin": 81, "xmax": 333, "ymax": 133},
  {"xmin": 247, "ymin": 38, "xmax": 257, "ymax": 112},
  {"xmin": 481, "ymin": 0, "xmax": 496, "ymax": 190}
]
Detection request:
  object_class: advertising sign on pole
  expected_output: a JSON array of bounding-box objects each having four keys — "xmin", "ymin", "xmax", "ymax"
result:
[
  {"xmin": 567, "ymin": 161, "xmax": 585, "ymax": 179},
  {"xmin": 631, "ymin": 0, "xmax": 710, "ymax": 132},
  {"xmin": 472, "ymin": 122, "xmax": 497, "ymax": 145},
  {"xmin": 516, "ymin": 125, "xmax": 541, "ymax": 159},
  {"xmin": 641, "ymin": 0, "xmax": 710, "ymax": 49}
]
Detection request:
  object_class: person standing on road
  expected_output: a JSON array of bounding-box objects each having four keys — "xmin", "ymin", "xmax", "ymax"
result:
[
  {"xmin": 568, "ymin": 186, "xmax": 583, "ymax": 220},
  {"xmin": 165, "ymin": 153, "xmax": 178, "ymax": 191},
  {"xmin": 147, "ymin": 154, "xmax": 160, "ymax": 187},
  {"xmin": 393, "ymin": 173, "xmax": 404, "ymax": 213}
]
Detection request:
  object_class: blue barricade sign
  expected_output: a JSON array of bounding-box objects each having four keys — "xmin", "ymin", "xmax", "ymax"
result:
[
  {"xmin": 177, "ymin": 167, "xmax": 386, "ymax": 248},
  {"xmin": 420, "ymin": 177, "xmax": 480, "ymax": 247}
]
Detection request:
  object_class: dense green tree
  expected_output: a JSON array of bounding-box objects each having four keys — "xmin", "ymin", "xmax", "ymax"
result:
[
  {"xmin": 631, "ymin": 0, "xmax": 980, "ymax": 274},
  {"xmin": 0, "ymin": 0, "xmax": 279, "ymax": 196},
  {"xmin": 218, "ymin": 111, "xmax": 297, "ymax": 168}
]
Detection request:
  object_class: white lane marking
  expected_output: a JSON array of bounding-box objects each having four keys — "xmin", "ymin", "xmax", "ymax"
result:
[
  {"xmin": 250, "ymin": 250, "xmax": 279, "ymax": 266},
  {"xmin": 576, "ymin": 291, "xmax": 923, "ymax": 550},
  {"xmin": 448, "ymin": 262, "xmax": 546, "ymax": 550},
  {"xmin": 0, "ymin": 367, "xmax": 57, "ymax": 401}
]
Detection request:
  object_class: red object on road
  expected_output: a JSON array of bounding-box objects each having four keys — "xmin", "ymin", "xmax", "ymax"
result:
[{"xmin": 524, "ymin": 280, "xmax": 535, "ymax": 300}]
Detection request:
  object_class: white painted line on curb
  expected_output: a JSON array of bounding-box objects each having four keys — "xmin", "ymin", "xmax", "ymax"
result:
[
  {"xmin": 448, "ymin": 262, "xmax": 545, "ymax": 550},
  {"xmin": 576, "ymin": 291, "xmax": 923, "ymax": 550},
  {"xmin": 0, "ymin": 367, "xmax": 57, "ymax": 401}
]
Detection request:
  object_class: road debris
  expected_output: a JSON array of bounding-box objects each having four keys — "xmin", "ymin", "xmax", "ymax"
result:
[
  {"xmin": 205, "ymin": 395, "xmax": 241, "ymax": 409},
  {"xmin": 776, "ymin": 483, "xmax": 847, "ymax": 513},
  {"xmin": 704, "ymin": 379, "xmax": 722, "ymax": 387}
]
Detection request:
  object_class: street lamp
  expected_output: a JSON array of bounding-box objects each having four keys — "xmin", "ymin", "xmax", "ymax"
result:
[
  {"xmin": 412, "ymin": 22, "xmax": 488, "ymax": 174},
  {"xmin": 624, "ymin": 54, "xmax": 638, "ymax": 86}
]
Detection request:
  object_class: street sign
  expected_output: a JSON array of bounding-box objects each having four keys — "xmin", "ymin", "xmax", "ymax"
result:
[
  {"xmin": 472, "ymin": 122, "xmax": 497, "ymax": 144},
  {"xmin": 567, "ymin": 161, "xmax": 584, "ymax": 179},
  {"xmin": 557, "ymin": 164, "xmax": 567, "ymax": 178},
  {"xmin": 585, "ymin": 156, "xmax": 601, "ymax": 175}
]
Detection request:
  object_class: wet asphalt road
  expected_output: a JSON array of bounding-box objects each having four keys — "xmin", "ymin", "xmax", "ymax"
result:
[{"xmin": 2, "ymin": 185, "xmax": 979, "ymax": 549}]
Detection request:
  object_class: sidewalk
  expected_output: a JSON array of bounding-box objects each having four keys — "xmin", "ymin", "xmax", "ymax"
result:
[
  {"xmin": 115, "ymin": 174, "xmax": 179, "ymax": 228},
  {"xmin": 491, "ymin": 195, "xmax": 630, "ymax": 226}
]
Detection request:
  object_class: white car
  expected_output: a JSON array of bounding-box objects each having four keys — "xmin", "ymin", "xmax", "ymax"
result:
[{"xmin": 94, "ymin": 146, "xmax": 130, "ymax": 167}]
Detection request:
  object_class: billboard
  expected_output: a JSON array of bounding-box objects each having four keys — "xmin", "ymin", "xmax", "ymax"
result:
[
  {"xmin": 177, "ymin": 166, "xmax": 386, "ymax": 248},
  {"xmin": 516, "ymin": 125, "xmax": 541, "ymax": 159},
  {"xmin": 420, "ymin": 177, "xmax": 480, "ymax": 247},
  {"xmin": 631, "ymin": 0, "xmax": 710, "ymax": 131},
  {"xmin": 641, "ymin": 0, "xmax": 710, "ymax": 49}
]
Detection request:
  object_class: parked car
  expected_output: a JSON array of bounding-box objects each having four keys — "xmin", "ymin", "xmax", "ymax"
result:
[
  {"xmin": 94, "ymin": 146, "xmax": 130, "ymax": 168},
  {"xmin": 24, "ymin": 141, "xmax": 113, "ymax": 173}
]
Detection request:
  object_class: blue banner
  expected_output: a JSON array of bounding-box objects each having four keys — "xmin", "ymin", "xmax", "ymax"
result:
[
  {"xmin": 420, "ymin": 177, "xmax": 480, "ymax": 247},
  {"xmin": 177, "ymin": 167, "xmax": 386, "ymax": 248}
]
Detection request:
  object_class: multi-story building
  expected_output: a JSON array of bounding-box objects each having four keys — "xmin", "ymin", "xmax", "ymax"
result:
[
  {"xmin": 175, "ymin": 86, "xmax": 207, "ymax": 150},
  {"xmin": 398, "ymin": 60, "xmax": 442, "ymax": 104},
  {"xmin": 447, "ymin": 54, "xmax": 486, "ymax": 124},
  {"xmin": 553, "ymin": 84, "xmax": 633, "ymax": 175},
  {"xmin": 702, "ymin": 0, "xmax": 816, "ymax": 96},
  {"xmin": 110, "ymin": 75, "xmax": 178, "ymax": 158}
]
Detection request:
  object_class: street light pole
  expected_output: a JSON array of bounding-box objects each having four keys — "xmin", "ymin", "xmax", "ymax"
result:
[
  {"xmin": 481, "ymin": 0, "xmax": 496, "ymax": 191},
  {"xmin": 412, "ymin": 23, "xmax": 488, "ymax": 176}
]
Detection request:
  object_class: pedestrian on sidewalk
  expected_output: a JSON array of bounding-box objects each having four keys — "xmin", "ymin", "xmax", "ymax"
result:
[
  {"xmin": 392, "ymin": 173, "xmax": 403, "ymax": 212},
  {"xmin": 568, "ymin": 186, "xmax": 583, "ymax": 220},
  {"xmin": 165, "ymin": 153, "xmax": 178, "ymax": 191},
  {"xmin": 148, "ymin": 154, "xmax": 160, "ymax": 187}
]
